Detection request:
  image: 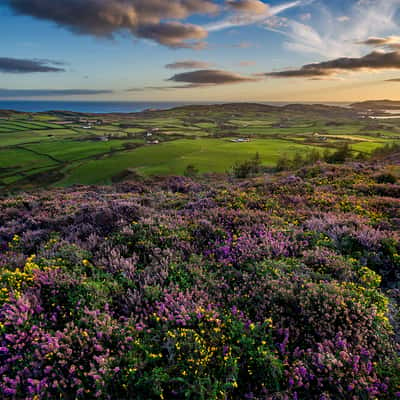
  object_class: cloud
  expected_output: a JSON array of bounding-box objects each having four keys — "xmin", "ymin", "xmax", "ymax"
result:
[
  {"xmin": 165, "ymin": 60, "xmax": 215, "ymax": 69},
  {"xmin": 137, "ymin": 22, "xmax": 207, "ymax": 49},
  {"xmin": 5, "ymin": 0, "xmax": 219, "ymax": 48},
  {"xmin": 300, "ymin": 12, "xmax": 311, "ymax": 21},
  {"xmin": 268, "ymin": 0, "xmax": 400, "ymax": 59},
  {"xmin": 127, "ymin": 69, "xmax": 259, "ymax": 91},
  {"xmin": 226, "ymin": 0, "xmax": 269, "ymax": 15},
  {"xmin": 167, "ymin": 69, "xmax": 260, "ymax": 87},
  {"xmin": 266, "ymin": 68, "xmax": 331, "ymax": 78},
  {"xmin": 265, "ymin": 50, "xmax": 400, "ymax": 79},
  {"xmin": 358, "ymin": 36, "xmax": 400, "ymax": 51},
  {"xmin": 358, "ymin": 36, "xmax": 400, "ymax": 46},
  {"xmin": 205, "ymin": 0, "xmax": 303, "ymax": 32},
  {"xmin": 127, "ymin": 86, "xmax": 176, "ymax": 91},
  {"xmin": 0, "ymin": 88, "xmax": 113, "ymax": 97},
  {"xmin": 0, "ymin": 57, "xmax": 65, "ymax": 73}
]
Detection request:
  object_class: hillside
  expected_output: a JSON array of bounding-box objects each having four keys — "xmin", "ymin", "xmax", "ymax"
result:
[
  {"xmin": 0, "ymin": 156, "xmax": 399, "ymax": 399},
  {"xmin": 1, "ymin": 103, "xmax": 399, "ymax": 190},
  {"xmin": 351, "ymin": 100, "xmax": 400, "ymax": 110}
]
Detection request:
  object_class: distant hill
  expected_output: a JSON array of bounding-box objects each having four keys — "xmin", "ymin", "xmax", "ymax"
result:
[
  {"xmin": 0, "ymin": 109, "xmax": 22, "ymax": 117},
  {"xmin": 0, "ymin": 102, "xmax": 357, "ymax": 118},
  {"xmin": 146, "ymin": 102, "xmax": 356, "ymax": 119},
  {"xmin": 351, "ymin": 100, "xmax": 400, "ymax": 110}
]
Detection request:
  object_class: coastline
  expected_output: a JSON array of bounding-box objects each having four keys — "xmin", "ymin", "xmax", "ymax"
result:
[{"xmin": 0, "ymin": 100, "xmax": 352, "ymax": 114}]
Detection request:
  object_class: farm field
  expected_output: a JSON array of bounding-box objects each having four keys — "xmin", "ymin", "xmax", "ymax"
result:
[
  {"xmin": 59, "ymin": 138, "xmax": 322, "ymax": 185},
  {"xmin": 0, "ymin": 103, "xmax": 399, "ymax": 189}
]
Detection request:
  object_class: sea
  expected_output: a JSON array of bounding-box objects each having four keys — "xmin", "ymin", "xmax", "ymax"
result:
[{"xmin": 0, "ymin": 100, "xmax": 351, "ymax": 114}]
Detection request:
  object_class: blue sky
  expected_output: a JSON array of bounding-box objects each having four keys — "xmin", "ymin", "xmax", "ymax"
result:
[{"xmin": 1, "ymin": 0, "xmax": 400, "ymax": 101}]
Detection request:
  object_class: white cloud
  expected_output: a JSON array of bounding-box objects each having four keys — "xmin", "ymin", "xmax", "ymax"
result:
[
  {"xmin": 300, "ymin": 12, "xmax": 312, "ymax": 21},
  {"xmin": 265, "ymin": 0, "xmax": 400, "ymax": 59},
  {"xmin": 205, "ymin": 0, "xmax": 305, "ymax": 32}
]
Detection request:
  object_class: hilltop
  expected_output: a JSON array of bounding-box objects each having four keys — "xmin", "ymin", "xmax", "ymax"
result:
[
  {"xmin": 351, "ymin": 100, "xmax": 400, "ymax": 110},
  {"xmin": 2, "ymin": 102, "xmax": 355, "ymax": 118}
]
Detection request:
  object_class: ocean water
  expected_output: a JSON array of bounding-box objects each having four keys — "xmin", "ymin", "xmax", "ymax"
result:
[
  {"xmin": 0, "ymin": 101, "xmax": 205, "ymax": 114},
  {"xmin": 0, "ymin": 100, "xmax": 350, "ymax": 114}
]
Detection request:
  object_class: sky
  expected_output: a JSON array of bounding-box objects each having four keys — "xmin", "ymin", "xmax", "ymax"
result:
[{"xmin": 1, "ymin": 0, "xmax": 400, "ymax": 102}]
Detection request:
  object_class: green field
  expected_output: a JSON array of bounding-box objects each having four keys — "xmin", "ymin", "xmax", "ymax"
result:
[
  {"xmin": 58, "ymin": 138, "xmax": 323, "ymax": 185},
  {"xmin": 0, "ymin": 104, "xmax": 399, "ymax": 189}
]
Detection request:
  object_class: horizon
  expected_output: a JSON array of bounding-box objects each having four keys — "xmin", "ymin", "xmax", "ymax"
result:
[
  {"xmin": 0, "ymin": 99, "xmax": 399, "ymax": 105},
  {"xmin": 0, "ymin": 98, "xmax": 390, "ymax": 114},
  {"xmin": 0, "ymin": 98, "xmax": 399, "ymax": 114},
  {"xmin": 1, "ymin": 0, "xmax": 400, "ymax": 102}
]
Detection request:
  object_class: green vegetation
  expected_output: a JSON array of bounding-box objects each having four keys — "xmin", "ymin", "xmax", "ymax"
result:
[{"xmin": 0, "ymin": 103, "xmax": 399, "ymax": 189}]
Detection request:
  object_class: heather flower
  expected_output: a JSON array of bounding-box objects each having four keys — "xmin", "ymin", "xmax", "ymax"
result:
[{"xmin": 0, "ymin": 158, "xmax": 398, "ymax": 398}]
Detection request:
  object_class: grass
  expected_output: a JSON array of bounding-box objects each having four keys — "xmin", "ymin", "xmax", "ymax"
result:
[
  {"xmin": 351, "ymin": 141, "xmax": 392, "ymax": 153},
  {"xmin": 236, "ymin": 126, "xmax": 318, "ymax": 136},
  {"xmin": 0, "ymin": 132, "xmax": 60, "ymax": 147},
  {"xmin": 24, "ymin": 139, "xmax": 138, "ymax": 162},
  {"xmin": 0, "ymin": 123, "xmax": 28, "ymax": 131},
  {"xmin": 0, "ymin": 148, "xmax": 56, "ymax": 169},
  {"xmin": 0, "ymin": 105, "xmax": 399, "ymax": 189},
  {"xmin": 58, "ymin": 138, "xmax": 322, "ymax": 185},
  {"xmin": 0, "ymin": 120, "xmax": 63, "ymax": 131}
]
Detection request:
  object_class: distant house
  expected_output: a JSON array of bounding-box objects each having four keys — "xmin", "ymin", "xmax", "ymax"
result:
[
  {"xmin": 313, "ymin": 132, "xmax": 328, "ymax": 141},
  {"xmin": 231, "ymin": 138, "xmax": 251, "ymax": 143}
]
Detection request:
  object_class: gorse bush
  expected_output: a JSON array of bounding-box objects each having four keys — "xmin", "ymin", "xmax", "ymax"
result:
[
  {"xmin": 0, "ymin": 156, "xmax": 399, "ymax": 399},
  {"xmin": 375, "ymin": 173, "xmax": 397, "ymax": 184}
]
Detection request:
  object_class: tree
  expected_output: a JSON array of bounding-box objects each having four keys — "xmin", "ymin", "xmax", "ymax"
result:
[
  {"xmin": 325, "ymin": 143, "xmax": 352, "ymax": 163},
  {"xmin": 308, "ymin": 149, "xmax": 322, "ymax": 163},
  {"xmin": 232, "ymin": 153, "xmax": 263, "ymax": 178},
  {"xmin": 252, "ymin": 152, "xmax": 262, "ymax": 173},
  {"xmin": 276, "ymin": 154, "xmax": 291, "ymax": 171},
  {"xmin": 292, "ymin": 152, "xmax": 304, "ymax": 169}
]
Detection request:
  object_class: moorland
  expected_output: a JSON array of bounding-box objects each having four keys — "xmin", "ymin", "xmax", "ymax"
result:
[{"xmin": 0, "ymin": 150, "xmax": 399, "ymax": 399}]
